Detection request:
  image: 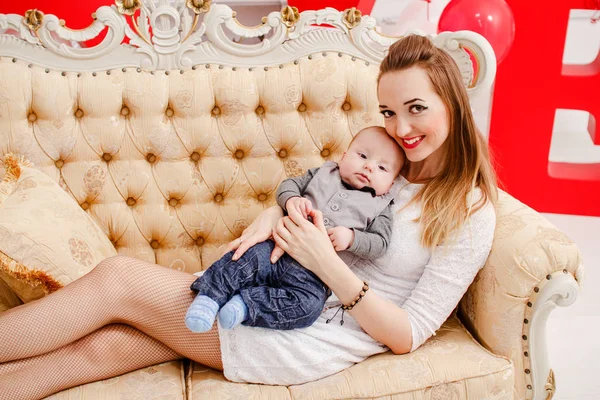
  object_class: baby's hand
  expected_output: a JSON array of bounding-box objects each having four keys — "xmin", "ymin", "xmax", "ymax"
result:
[
  {"xmin": 327, "ymin": 226, "xmax": 354, "ymax": 252},
  {"xmin": 285, "ymin": 197, "xmax": 313, "ymax": 219}
]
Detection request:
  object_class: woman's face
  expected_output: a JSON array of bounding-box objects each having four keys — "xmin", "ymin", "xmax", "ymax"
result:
[{"xmin": 377, "ymin": 67, "xmax": 450, "ymax": 167}]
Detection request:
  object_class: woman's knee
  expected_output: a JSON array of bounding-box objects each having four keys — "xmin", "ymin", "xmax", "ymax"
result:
[
  {"xmin": 81, "ymin": 324, "xmax": 161, "ymax": 365},
  {"xmin": 93, "ymin": 255, "xmax": 135, "ymax": 278},
  {"xmin": 90, "ymin": 255, "xmax": 137, "ymax": 296}
]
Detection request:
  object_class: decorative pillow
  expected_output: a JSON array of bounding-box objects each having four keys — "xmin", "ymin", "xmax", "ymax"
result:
[
  {"xmin": 0, "ymin": 277, "xmax": 22, "ymax": 312},
  {"xmin": 0, "ymin": 153, "xmax": 117, "ymax": 304}
]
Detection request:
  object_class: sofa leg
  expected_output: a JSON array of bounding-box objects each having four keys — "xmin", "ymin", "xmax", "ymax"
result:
[
  {"xmin": 545, "ymin": 369, "xmax": 556, "ymax": 400},
  {"xmin": 527, "ymin": 272, "xmax": 579, "ymax": 400}
]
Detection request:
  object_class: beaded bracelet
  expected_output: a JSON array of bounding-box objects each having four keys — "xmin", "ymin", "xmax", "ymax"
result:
[
  {"xmin": 342, "ymin": 281, "xmax": 369, "ymax": 310},
  {"xmin": 326, "ymin": 281, "xmax": 369, "ymax": 325}
]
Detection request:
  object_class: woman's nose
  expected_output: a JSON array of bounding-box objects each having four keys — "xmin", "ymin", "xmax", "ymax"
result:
[{"xmin": 395, "ymin": 118, "xmax": 412, "ymax": 138}]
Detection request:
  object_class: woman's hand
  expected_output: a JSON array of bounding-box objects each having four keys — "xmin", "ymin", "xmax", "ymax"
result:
[
  {"xmin": 272, "ymin": 206, "xmax": 338, "ymax": 276},
  {"xmin": 226, "ymin": 206, "xmax": 284, "ymax": 261}
]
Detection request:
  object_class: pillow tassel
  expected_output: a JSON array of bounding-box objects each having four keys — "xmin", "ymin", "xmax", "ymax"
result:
[{"xmin": 0, "ymin": 153, "xmax": 35, "ymax": 205}]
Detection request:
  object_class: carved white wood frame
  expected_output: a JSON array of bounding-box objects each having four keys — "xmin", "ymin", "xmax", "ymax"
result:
[
  {"xmin": 0, "ymin": 0, "xmax": 496, "ymax": 97},
  {"xmin": 529, "ymin": 273, "xmax": 580, "ymax": 400}
]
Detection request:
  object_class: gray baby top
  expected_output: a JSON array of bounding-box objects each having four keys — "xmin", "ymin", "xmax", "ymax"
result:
[{"xmin": 276, "ymin": 161, "xmax": 400, "ymax": 259}]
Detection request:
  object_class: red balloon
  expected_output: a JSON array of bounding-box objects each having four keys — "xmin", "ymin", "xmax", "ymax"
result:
[{"xmin": 437, "ymin": 0, "xmax": 515, "ymax": 63}]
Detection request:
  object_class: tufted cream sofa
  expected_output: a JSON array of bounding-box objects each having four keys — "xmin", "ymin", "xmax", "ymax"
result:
[{"xmin": 0, "ymin": 2, "xmax": 583, "ymax": 399}]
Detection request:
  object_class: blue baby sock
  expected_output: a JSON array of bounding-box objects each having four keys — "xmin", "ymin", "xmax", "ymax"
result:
[
  {"xmin": 218, "ymin": 294, "xmax": 248, "ymax": 330},
  {"xmin": 185, "ymin": 295, "xmax": 219, "ymax": 333}
]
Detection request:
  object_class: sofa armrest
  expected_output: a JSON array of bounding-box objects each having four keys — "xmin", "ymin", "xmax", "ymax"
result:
[{"xmin": 458, "ymin": 190, "xmax": 583, "ymax": 400}]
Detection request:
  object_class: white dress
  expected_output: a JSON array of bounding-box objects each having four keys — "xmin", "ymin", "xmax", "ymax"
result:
[{"xmin": 216, "ymin": 177, "xmax": 496, "ymax": 385}]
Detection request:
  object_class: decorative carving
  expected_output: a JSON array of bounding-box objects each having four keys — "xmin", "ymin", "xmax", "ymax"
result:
[
  {"xmin": 186, "ymin": 0, "xmax": 211, "ymax": 15},
  {"xmin": 545, "ymin": 369, "xmax": 555, "ymax": 399},
  {"xmin": 343, "ymin": 7, "xmax": 361, "ymax": 29},
  {"xmin": 281, "ymin": 6, "xmax": 300, "ymax": 28},
  {"xmin": 23, "ymin": 9, "xmax": 44, "ymax": 31},
  {"xmin": 115, "ymin": 0, "xmax": 141, "ymax": 16},
  {"xmin": 0, "ymin": 0, "xmax": 495, "ymax": 97}
]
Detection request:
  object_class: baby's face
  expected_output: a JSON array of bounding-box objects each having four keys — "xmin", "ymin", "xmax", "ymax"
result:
[{"xmin": 338, "ymin": 127, "xmax": 405, "ymax": 196}]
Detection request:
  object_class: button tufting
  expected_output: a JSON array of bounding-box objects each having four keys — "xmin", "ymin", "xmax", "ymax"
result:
[
  {"xmin": 297, "ymin": 103, "xmax": 307, "ymax": 112},
  {"xmin": 55, "ymin": 159, "xmax": 64, "ymax": 168},
  {"xmin": 27, "ymin": 112, "xmax": 37, "ymax": 122},
  {"xmin": 196, "ymin": 237, "xmax": 205, "ymax": 246},
  {"xmin": 190, "ymin": 152, "xmax": 201, "ymax": 161},
  {"xmin": 75, "ymin": 109, "xmax": 84, "ymax": 118},
  {"xmin": 165, "ymin": 108, "xmax": 174, "ymax": 117},
  {"xmin": 258, "ymin": 193, "xmax": 267, "ymax": 202},
  {"xmin": 150, "ymin": 240, "xmax": 160, "ymax": 249},
  {"xmin": 126, "ymin": 197, "xmax": 136, "ymax": 206},
  {"xmin": 321, "ymin": 148, "xmax": 331, "ymax": 157},
  {"xmin": 342, "ymin": 102, "xmax": 351, "ymax": 111},
  {"xmin": 278, "ymin": 149, "xmax": 288, "ymax": 158},
  {"xmin": 214, "ymin": 193, "xmax": 224, "ymax": 203},
  {"xmin": 212, "ymin": 106, "xmax": 221, "ymax": 115},
  {"xmin": 234, "ymin": 149, "xmax": 245, "ymax": 159},
  {"xmin": 102, "ymin": 153, "xmax": 112, "ymax": 162},
  {"xmin": 169, "ymin": 198, "xmax": 179, "ymax": 207},
  {"xmin": 256, "ymin": 106, "xmax": 265, "ymax": 115},
  {"xmin": 147, "ymin": 154, "xmax": 157, "ymax": 163},
  {"xmin": 121, "ymin": 106, "xmax": 130, "ymax": 116},
  {"xmin": 80, "ymin": 202, "xmax": 90, "ymax": 210}
]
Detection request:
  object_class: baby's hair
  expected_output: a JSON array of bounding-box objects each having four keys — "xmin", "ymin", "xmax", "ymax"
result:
[{"xmin": 348, "ymin": 126, "xmax": 392, "ymax": 148}]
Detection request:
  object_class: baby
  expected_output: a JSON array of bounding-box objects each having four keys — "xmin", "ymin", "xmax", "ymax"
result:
[{"xmin": 185, "ymin": 126, "xmax": 405, "ymax": 332}]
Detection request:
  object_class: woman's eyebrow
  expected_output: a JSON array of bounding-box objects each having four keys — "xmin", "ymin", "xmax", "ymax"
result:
[
  {"xmin": 378, "ymin": 105, "xmax": 387, "ymax": 108},
  {"xmin": 403, "ymin": 98, "xmax": 424, "ymax": 105}
]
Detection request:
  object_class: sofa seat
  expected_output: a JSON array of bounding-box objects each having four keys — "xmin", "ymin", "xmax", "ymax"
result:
[
  {"xmin": 188, "ymin": 316, "xmax": 514, "ymax": 400},
  {"xmin": 44, "ymin": 361, "xmax": 186, "ymax": 400}
]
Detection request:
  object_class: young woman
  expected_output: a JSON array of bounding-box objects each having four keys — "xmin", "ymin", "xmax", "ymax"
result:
[{"xmin": 0, "ymin": 34, "xmax": 497, "ymax": 399}]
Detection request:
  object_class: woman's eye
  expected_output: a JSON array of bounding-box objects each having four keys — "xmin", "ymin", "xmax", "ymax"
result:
[
  {"xmin": 380, "ymin": 110, "xmax": 394, "ymax": 118},
  {"xmin": 409, "ymin": 104, "xmax": 428, "ymax": 114},
  {"xmin": 358, "ymin": 153, "xmax": 367, "ymax": 159}
]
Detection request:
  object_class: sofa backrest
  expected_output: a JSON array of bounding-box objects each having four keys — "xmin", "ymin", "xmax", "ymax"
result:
[{"xmin": 0, "ymin": 1, "xmax": 496, "ymax": 273}]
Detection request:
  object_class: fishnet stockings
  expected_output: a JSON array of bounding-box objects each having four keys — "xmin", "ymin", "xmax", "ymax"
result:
[{"xmin": 0, "ymin": 256, "xmax": 222, "ymax": 400}]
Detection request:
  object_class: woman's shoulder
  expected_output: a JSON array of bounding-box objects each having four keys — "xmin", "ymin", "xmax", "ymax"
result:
[{"xmin": 466, "ymin": 187, "xmax": 497, "ymax": 227}]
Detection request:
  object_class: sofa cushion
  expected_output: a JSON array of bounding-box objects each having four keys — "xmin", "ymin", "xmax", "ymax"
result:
[
  {"xmin": 189, "ymin": 316, "xmax": 514, "ymax": 399},
  {"xmin": 45, "ymin": 361, "xmax": 186, "ymax": 399},
  {"xmin": 0, "ymin": 56, "xmax": 382, "ymax": 274},
  {"xmin": 0, "ymin": 154, "xmax": 117, "ymax": 303}
]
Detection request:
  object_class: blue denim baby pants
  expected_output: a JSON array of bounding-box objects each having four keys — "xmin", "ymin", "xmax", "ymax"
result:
[{"xmin": 190, "ymin": 240, "xmax": 330, "ymax": 330}]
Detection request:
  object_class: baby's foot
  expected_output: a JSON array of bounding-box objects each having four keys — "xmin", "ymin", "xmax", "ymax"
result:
[
  {"xmin": 218, "ymin": 295, "xmax": 248, "ymax": 329},
  {"xmin": 185, "ymin": 295, "xmax": 219, "ymax": 333}
]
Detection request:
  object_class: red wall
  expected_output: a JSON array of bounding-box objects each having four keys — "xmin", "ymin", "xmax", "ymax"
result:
[
  {"xmin": 0, "ymin": 1, "xmax": 375, "ymax": 28},
  {"xmin": 0, "ymin": 1, "xmax": 109, "ymax": 29},
  {"xmin": 488, "ymin": 0, "xmax": 600, "ymax": 216}
]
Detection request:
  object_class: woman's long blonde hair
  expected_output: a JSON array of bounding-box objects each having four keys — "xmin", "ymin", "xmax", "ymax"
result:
[{"xmin": 378, "ymin": 35, "xmax": 498, "ymax": 250}]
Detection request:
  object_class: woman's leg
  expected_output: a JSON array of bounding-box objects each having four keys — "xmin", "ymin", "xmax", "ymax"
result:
[
  {"xmin": 0, "ymin": 324, "xmax": 181, "ymax": 400},
  {"xmin": 0, "ymin": 255, "xmax": 222, "ymax": 365}
]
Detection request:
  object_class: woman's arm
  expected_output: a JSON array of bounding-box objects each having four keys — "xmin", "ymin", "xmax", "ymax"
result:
[
  {"xmin": 319, "ymin": 257, "xmax": 415, "ymax": 354},
  {"xmin": 274, "ymin": 203, "xmax": 496, "ymax": 354},
  {"xmin": 273, "ymin": 207, "xmax": 414, "ymax": 354}
]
